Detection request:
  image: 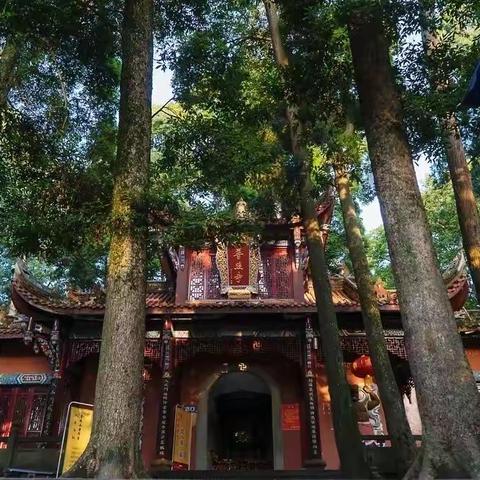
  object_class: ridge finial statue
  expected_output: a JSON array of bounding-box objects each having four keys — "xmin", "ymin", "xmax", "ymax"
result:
[{"xmin": 235, "ymin": 198, "xmax": 248, "ymax": 219}]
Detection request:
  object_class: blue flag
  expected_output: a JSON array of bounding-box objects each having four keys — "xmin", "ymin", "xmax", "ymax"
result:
[{"xmin": 461, "ymin": 61, "xmax": 480, "ymax": 108}]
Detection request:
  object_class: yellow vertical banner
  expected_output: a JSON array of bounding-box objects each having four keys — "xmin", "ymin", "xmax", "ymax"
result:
[
  {"xmin": 61, "ymin": 404, "xmax": 94, "ymax": 474},
  {"xmin": 171, "ymin": 405, "xmax": 196, "ymax": 470}
]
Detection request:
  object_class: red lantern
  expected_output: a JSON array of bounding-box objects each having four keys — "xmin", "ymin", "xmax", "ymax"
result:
[{"xmin": 352, "ymin": 355, "xmax": 374, "ymax": 379}]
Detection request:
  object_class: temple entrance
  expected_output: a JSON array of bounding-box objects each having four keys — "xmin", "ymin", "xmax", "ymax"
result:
[{"xmin": 207, "ymin": 372, "xmax": 273, "ymax": 470}]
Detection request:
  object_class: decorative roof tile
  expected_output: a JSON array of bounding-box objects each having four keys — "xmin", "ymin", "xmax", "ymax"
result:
[
  {"xmin": 6, "ymin": 252, "xmax": 469, "ymax": 320},
  {"xmin": 0, "ymin": 323, "xmax": 23, "ymax": 339}
]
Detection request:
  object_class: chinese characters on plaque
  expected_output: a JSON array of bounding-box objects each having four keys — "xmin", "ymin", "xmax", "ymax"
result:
[
  {"xmin": 216, "ymin": 242, "xmax": 260, "ymax": 299},
  {"xmin": 227, "ymin": 245, "xmax": 250, "ymax": 286},
  {"xmin": 172, "ymin": 404, "xmax": 197, "ymax": 470},
  {"xmin": 61, "ymin": 403, "xmax": 93, "ymax": 474}
]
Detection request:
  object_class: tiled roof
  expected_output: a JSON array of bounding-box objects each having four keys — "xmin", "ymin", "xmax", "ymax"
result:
[
  {"xmin": 12, "ymin": 265, "xmax": 175, "ymax": 314},
  {"xmin": 7, "ymin": 253, "xmax": 469, "ymax": 319},
  {"xmin": 11, "ymin": 269, "xmax": 363, "ymax": 315},
  {"xmin": 0, "ymin": 323, "xmax": 23, "ymax": 339}
]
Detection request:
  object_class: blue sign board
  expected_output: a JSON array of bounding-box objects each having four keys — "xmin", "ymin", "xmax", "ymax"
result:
[{"xmin": 0, "ymin": 373, "xmax": 52, "ymax": 385}]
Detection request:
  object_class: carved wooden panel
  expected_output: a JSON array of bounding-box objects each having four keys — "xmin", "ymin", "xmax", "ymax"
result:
[
  {"xmin": 174, "ymin": 336, "xmax": 302, "ymax": 367},
  {"xmin": 27, "ymin": 393, "xmax": 48, "ymax": 435},
  {"xmin": 188, "ymin": 245, "xmax": 294, "ymax": 300},
  {"xmin": 68, "ymin": 339, "xmax": 163, "ymax": 367},
  {"xmin": 0, "ymin": 387, "xmax": 49, "ymax": 445},
  {"xmin": 188, "ymin": 250, "xmax": 221, "ymax": 300},
  {"xmin": 259, "ymin": 246, "xmax": 293, "ymax": 299}
]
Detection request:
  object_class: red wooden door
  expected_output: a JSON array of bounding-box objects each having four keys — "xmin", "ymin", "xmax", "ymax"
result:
[{"xmin": 0, "ymin": 387, "xmax": 49, "ymax": 447}]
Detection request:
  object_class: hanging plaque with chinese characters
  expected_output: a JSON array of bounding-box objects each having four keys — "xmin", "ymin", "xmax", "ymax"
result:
[
  {"xmin": 216, "ymin": 243, "xmax": 260, "ymax": 299},
  {"xmin": 227, "ymin": 245, "xmax": 250, "ymax": 286}
]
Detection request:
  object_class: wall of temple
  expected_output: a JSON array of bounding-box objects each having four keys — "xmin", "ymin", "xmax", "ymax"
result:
[
  {"xmin": 143, "ymin": 365, "xmax": 163, "ymax": 469},
  {"xmin": 466, "ymin": 348, "xmax": 480, "ymax": 371},
  {"xmin": 315, "ymin": 365, "xmax": 339, "ymax": 470},
  {"xmin": 76, "ymin": 354, "xmax": 98, "ymax": 405},
  {"xmin": 4, "ymin": 340, "xmax": 480, "ymax": 472},
  {"xmin": 0, "ymin": 343, "xmax": 51, "ymax": 374},
  {"xmin": 63, "ymin": 354, "xmax": 164, "ymax": 469}
]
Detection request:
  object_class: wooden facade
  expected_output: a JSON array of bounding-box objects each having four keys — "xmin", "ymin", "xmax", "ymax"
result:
[{"xmin": 0, "ymin": 208, "xmax": 477, "ymax": 476}]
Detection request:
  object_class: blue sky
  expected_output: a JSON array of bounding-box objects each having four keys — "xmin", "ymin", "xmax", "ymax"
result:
[
  {"xmin": 152, "ymin": 67, "xmax": 173, "ymax": 106},
  {"xmin": 152, "ymin": 68, "xmax": 430, "ymax": 232}
]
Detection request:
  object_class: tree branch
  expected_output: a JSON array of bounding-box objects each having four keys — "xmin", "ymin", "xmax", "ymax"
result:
[{"xmin": 151, "ymin": 96, "xmax": 174, "ymax": 119}]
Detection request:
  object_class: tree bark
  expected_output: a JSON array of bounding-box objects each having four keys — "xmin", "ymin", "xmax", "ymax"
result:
[
  {"xmin": 263, "ymin": 1, "xmax": 370, "ymax": 477},
  {"xmin": 442, "ymin": 114, "xmax": 480, "ymax": 305},
  {"xmin": 64, "ymin": 0, "xmax": 153, "ymax": 478},
  {"xmin": 0, "ymin": 36, "xmax": 20, "ymax": 111},
  {"xmin": 348, "ymin": 7, "xmax": 480, "ymax": 478},
  {"xmin": 334, "ymin": 164, "xmax": 416, "ymax": 475},
  {"xmin": 421, "ymin": 19, "xmax": 480, "ymax": 306}
]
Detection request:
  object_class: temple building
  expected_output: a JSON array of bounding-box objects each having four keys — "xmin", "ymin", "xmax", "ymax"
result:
[{"xmin": 0, "ymin": 198, "xmax": 478, "ymax": 476}]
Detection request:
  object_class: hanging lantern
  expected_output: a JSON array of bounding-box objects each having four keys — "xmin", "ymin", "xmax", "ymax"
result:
[{"xmin": 352, "ymin": 355, "xmax": 374, "ymax": 379}]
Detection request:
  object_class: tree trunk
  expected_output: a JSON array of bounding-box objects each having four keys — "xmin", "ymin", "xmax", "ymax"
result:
[
  {"xmin": 421, "ymin": 13, "xmax": 480, "ymax": 306},
  {"xmin": 64, "ymin": 0, "xmax": 153, "ymax": 478},
  {"xmin": 443, "ymin": 114, "xmax": 480, "ymax": 305},
  {"xmin": 263, "ymin": 2, "xmax": 370, "ymax": 477},
  {"xmin": 348, "ymin": 7, "xmax": 480, "ymax": 478},
  {"xmin": 0, "ymin": 36, "xmax": 20, "ymax": 111},
  {"xmin": 334, "ymin": 164, "xmax": 416, "ymax": 475}
]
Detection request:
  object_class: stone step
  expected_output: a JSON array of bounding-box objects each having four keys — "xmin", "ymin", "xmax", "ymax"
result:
[{"xmin": 152, "ymin": 470, "xmax": 344, "ymax": 479}]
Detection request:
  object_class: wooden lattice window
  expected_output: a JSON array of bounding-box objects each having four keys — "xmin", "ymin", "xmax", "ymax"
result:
[
  {"xmin": 188, "ymin": 249, "xmax": 221, "ymax": 300},
  {"xmin": 0, "ymin": 387, "xmax": 49, "ymax": 448},
  {"xmin": 188, "ymin": 247, "xmax": 293, "ymax": 300},
  {"xmin": 259, "ymin": 246, "xmax": 293, "ymax": 299}
]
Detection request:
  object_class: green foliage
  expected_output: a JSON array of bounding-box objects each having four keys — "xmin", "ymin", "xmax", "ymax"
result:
[
  {"xmin": 393, "ymin": 0, "xmax": 480, "ymax": 169},
  {"xmin": 151, "ymin": 1, "xmax": 301, "ymax": 225},
  {"xmin": 366, "ymin": 178, "xmax": 464, "ymax": 289},
  {"xmin": 366, "ymin": 226, "xmax": 396, "ymax": 288},
  {"xmin": 422, "ymin": 178, "xmax": 462, "ymax": 269},
  {"xmin": 0, "ymin": 0, "xmax": 120, "ymax": 289},
  {"xmin": 1, "ymin": 0, "xmax": 477, "ymax": 300},
  {"xmin": 326, "ymin": 201, "xmax": 350, "ymax": 274},
  {"xmin": 0, "ymin": 251, "xmax": 13, "ymax": 306}
]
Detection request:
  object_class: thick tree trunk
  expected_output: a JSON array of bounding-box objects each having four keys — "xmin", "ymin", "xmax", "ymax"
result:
[
  {"xmin": 348, "ymin": 7, "xmax": 480, "ymax": 478},
  {"xmin": 263, "ymin": 2, "xmax": 370, "ymax": 477},
  {"xmin": 0, "ymin": 36, "xmax": 20, "ymax": 110},
  {"xmin": 64, "ymin": 0, "xmax": 153, "ymax": 478},
  {"xmin": 334, "ymin": 165, "xmax": 416, "ymax": 475},
  {"xmin": 442, "ymin": 114, "xmax": 480, "ymax": 305}
]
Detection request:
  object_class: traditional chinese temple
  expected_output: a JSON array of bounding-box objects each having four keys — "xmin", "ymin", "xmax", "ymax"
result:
[{"xmin": 0, "ymin": 198, "xmax": 478, "ymax": 476}]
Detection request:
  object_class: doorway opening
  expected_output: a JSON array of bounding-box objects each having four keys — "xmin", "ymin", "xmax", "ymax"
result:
[{"xmin": 208, "ymin": 372, "xmax": 273, "ymax": 470}]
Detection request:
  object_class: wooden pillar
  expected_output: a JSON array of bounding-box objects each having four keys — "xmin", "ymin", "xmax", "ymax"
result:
[
  {"xmin": 152, "ymin": 320, "xmax": 174, "ymax": 470},
  {"xmin": 302, "ymin": 317, "xmax": 326, "ymax": 469},
  {"xmin": 5, "ymin": 427, "xmax": 18, "ymax": 470},
  {"xmin": 42, "ymin": 378, "xmax": 59, "ymax": 436},
  {"xmin": 42, "ymin": 320, "xmax": 64, "ymax": 436}
]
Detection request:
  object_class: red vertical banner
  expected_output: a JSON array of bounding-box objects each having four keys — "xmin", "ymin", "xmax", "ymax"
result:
[
  {"xmin": 281, "ymin": 403, "xmax": 301, "ymax": 431},
  {"xmin": 227, "ymin": 245, "xmax": 250, "ymax": 286}
]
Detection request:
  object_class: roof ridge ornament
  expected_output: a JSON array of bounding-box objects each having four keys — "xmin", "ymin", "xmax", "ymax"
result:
[
  {"xmin": 235, "ymin": 198, "xmax": 248, "ymax": 219},
  {"xmin": 442, "ymin": 250, "xmax": 467, "ymax": 284}
]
